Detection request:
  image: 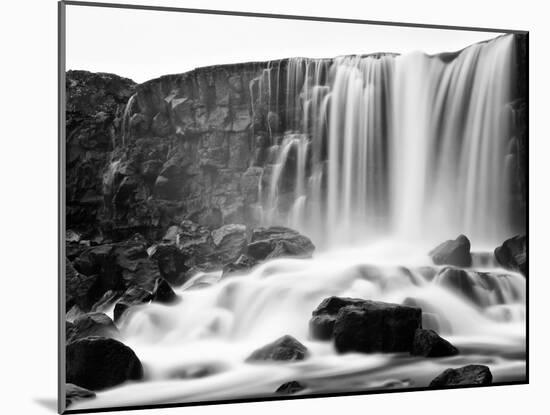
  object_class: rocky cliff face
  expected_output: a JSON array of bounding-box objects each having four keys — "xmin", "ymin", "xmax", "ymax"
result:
[{"xmin": 67, "ymin": 62, "xmax": 270, "ymax": 241}]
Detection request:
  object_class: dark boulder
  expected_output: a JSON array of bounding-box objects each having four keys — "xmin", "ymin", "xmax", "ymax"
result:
[
  {"xmin": 411, "ymin": 329, "xmax": 458, "ymax": 357},
  {"xmin": 149, "ymin": 243, "xmax": 188, "ymax": 285},
  {"xmin": 429, "ymin": 235, "xmax": 472, "ymax": 267},
  {"xmin": 429, "ymin": 364, "xmax": 493, "ymax": 387},
  {"xmin": 247, "ymin": 226, "xmax": 315, "ymax": 261},
  {"xmin": 494, "ymin": 235, "xmax": 526, "ymax": 275},
  {"xmin": 332, "ymin": 299, "xmax": 422, "ymax": 354},
  {"xmin": 66, "ymin": 337, "xmax": 143, "ymax": 390},
  {"xmin": 309, "ymin": 297, "xmax": 366, "ymax": 340},
  {"xmin": 67, "ymin": 312, "xmax": 118, "ymax": 343},
  {"xmin": 275, "ymin": 381, "xmax": 306, "ymax": 394},
  {"xmin": 65, "ymin": 383, "xmax": 96, "ymax": 407},
  {"xmin": 113, "ymin": 286, "xmax": 152, "ymax": 322},
  {"xmin": 151, "ymin": 278, "xmax": 177, "ymax": 304},
  {"xmin": 246, "ymin": 335, "xmax": 309, "ymax": 362}
]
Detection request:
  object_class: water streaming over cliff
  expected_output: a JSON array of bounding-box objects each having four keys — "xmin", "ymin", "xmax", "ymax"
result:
[{"xmin": 257, "ymin": 35, "xmax": 515, "ymax": 247}]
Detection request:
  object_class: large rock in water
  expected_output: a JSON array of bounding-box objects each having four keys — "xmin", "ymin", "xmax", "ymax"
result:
[
  {"xmin": 494, "ymin": 235, "xmax": 526, "ymax": 275},
  {"xmin": 411, "ymin": 329, "xmax": 459, "ymax": 357},
  {"xmin": 429, "ymin": 365, "xmax": 493, "ymax": 387},
  {"xmin": 309, "ymin": 297, "xmax": 367, "ymax": 340},
  {"xmin": 247, "ymin": 227, "xmax": 315, "ymax": 261},
  {"xmin": 66, "ymin": 336, "xmax": 143, "ymax": 390},
  {"xmin": 334, "ymin": 301, "xmax": 421, "ymax": 353},
  {"xmin": 246, "ymin": 335, "xmax": 309, "ymax": 362},
  {"xmin": 433, "ymin": 267, "xmax": 478, "ymax": 303},
  {"xmin": 275, "ymin": 381, "xmax": 306, "ymax": 394},
  {"xmin": 66, "ymin": 312, "xmax": 118, "ymax": 343},
  {"xmin": 151, "ymin": 277, "xmax": 177, "ymax": 303},
  {"xmin": 429, "ymin": 235, "xmax": 472, "ymax": 267}
]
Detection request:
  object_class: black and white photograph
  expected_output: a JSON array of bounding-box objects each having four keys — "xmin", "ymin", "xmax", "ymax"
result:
[{"xmin": 59, "ymin": 1, "xmax": 527, "ymax": 413}]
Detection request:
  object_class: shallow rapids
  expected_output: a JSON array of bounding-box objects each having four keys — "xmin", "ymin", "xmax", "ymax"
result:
[{"xmin": 71, "ymin": 241, "xmax": 526, "ymax": 410}]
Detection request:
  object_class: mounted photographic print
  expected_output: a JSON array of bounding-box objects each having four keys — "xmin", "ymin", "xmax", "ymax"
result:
[{"xmin": 59, "ymin": 1, "xmax": 528, "ymax": 413}]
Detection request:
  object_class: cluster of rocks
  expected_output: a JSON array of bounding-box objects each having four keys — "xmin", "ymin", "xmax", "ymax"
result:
[
  {"xmin": 429, "ymin": 233, "xmax": 527, "ymax": 277},
  {"xmin": 254, "ymin": 294, "xmax": 489, "ymax": 395},
  {"xmin": 308, "ymin": 296, "xmax": 457, "ymax": 357},
  {"xmin": 260, "ymin": 231, "xmax": 528, "ymax": 395},
  {"xmin": 65, "ymin": 223, "xmax": 314, "ymax": 407}
]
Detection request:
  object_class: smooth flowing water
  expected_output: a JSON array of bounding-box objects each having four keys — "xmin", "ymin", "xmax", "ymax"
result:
[
  {"xmin": 73, "ymin": 35, "xmax": 525, "ymax": 410},
  {"xmin": 258, "ymin": 35, "xmax": 515, "ymax": 247},
  {"xmin": 73, "ymin": 241, "xmax": 525, "ymax": 410}
]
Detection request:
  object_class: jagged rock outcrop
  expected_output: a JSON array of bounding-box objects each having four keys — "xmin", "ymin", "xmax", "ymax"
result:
[
  {"xmin": 494, "ymin": 235, "xmax": 526, "ymax": 275},
  {"xmin": 66, "ymin": 71, "xmax": 136, "ymax": 239}
]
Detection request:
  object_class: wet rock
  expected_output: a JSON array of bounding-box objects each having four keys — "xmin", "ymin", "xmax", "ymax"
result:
[
  {"xmin": 494, "ymin": 235, "xmax": 526, "ymax": 275},
  {"xmin": 246, "ymin": 335, "xmax": 309, "ymax": 362},
  {"xmin": 66, "ymin": 312, "xmax": 118, "ymax": 343},
  {"xmin": 113, "ymin": 286, "xmax": 152, "ymax": 322},
  {"xmin": 433, "ymin": 267, "xmax": 478, "ymax": 303},
  {"xmin": 65, "ymin": 383, "xmax": 96, "ymax": 407},
  {"xmin": 151, "ymin": 278, "xmax": 177, "ymax": 303},
  {"xmin": 411, "ymin": 328, "xmax": 458, "ymax": 357},
  {"xmin": 429, "ymin": 234, "xmax": 472, "ymax": 267},
  {"xmin": 276, "ymin": 381, "xmax": 305, "ymax": 394},
  {"xmin": 429, "ymin": 364, "xmax": 493, "ymax": 387},
  {"xmin": 66, "ymin": 337, "xmax": 143, "ymax": 390},
  {"xmin": 332, "ymin": 299, "xmax": 422, "ymax": 354},
  {"xmin": 91, "ymin": 290, "xmax": 120, "ymax": 313},
  {"xmin": 247, "ymin": 226, "xmax": 315, "ymax": 261},
  {"xmin": 309, "ymin": 297, "xmax": 367, "ymax": 340}
]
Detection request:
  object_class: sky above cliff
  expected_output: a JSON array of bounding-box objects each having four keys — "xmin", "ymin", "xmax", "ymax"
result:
[{"xmin": 65, "ymin": 4, "xmax": 506, "ymax": 84}]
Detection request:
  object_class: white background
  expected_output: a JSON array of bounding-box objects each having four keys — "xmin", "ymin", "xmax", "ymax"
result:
[{"xmin": 0, "ymin": 0, "xmax": 544, "ymax": 414}]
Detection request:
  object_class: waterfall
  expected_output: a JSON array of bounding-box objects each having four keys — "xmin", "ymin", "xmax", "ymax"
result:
[
  {"xmin": 121, "ymin": 93, "xmax": 137, "ymax": 146},
  {"xmin": 258, "ymin": 35, "xmax": 516, "ymax": 248},
  {"xmin": 70, "ymin": 34, "xmax": 525, "ymax": 411}
]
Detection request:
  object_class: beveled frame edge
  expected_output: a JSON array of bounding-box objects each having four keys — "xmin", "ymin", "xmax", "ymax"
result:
[
  {"xmin": 59, "ymin": 1, "xmax": 67, "ymax": 414},
  {"xmin": 58, "ymin": 1, "xmax": 530, "ymax": 414}
]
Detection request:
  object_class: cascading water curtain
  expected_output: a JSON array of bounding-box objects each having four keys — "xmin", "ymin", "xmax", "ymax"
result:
[{"xmin": 258, "ymin": 35, "xmax": 515, "ymax": 248}]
